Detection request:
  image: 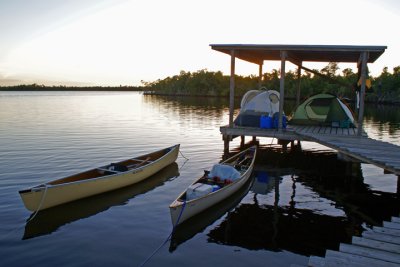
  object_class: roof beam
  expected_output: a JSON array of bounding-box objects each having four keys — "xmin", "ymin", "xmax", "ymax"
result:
[
  {"xmin": 210, "ymin": 44, "xmax": 387, "ymax": 64},
  {"xmin": 290, "ymin": 61, "xmax": 353, "ymax": 90}
]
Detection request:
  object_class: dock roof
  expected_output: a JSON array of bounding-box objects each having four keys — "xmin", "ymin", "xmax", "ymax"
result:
[{"xmin": 210, "ymin": 44, "xmax": 387, "ymax": 65}]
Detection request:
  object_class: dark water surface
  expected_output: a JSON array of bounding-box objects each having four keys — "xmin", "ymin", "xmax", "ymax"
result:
[{"xmin": 0, "ymin": 91, "xmax": 399, "ymax": 267}]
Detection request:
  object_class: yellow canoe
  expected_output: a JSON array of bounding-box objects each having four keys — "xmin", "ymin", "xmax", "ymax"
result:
[{"xmin": 20, "ymin": 144, "xmax": 180, "ymax": 212}]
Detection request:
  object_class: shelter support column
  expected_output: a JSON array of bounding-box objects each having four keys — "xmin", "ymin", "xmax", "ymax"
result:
[
  {"xmin": 296, "ymin": 64, "xmax": 302, "ymax": 107},
  {"xmin": 357, "ymin": 51, "xmax": 368, "ymax": 136},
  {"xmin": 278, "ymin": 51, "xmax": 287, "ymax": 132},
  {"xmin": 258, "ymin": 63, "xmax": 263, "ymax": 88},
  {"xmin": 229, "ymin": 50, "xmax": 236, "ymax": 128}
]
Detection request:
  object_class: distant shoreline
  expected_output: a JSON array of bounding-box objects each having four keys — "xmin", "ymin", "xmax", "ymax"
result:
[
  {"xmin": 2, "ymin": 87, "xmax": 399, "ymax": 105},
  {"xmin": 0, "ymin": 85, "xmax": 146, "ymax": 92},
  {"xmin": 0, "ymin": 88, "xmax": 143, "ymax": 91}
]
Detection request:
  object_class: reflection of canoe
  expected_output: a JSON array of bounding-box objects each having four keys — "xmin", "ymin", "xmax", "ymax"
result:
[
  {"xmin": 19, "ymin": 144, "xmax": 180, "ymax": 211},
  {"xmin": 23, "ymin": 163, "xmax": 179, "ymax": 240},
  {"xmin": 169, "ymin": 174, "xmax": 253, "ymax": 252},
  {"xmin": 169, "ymin": 146, "xmax": 256, "ymax": 226}
]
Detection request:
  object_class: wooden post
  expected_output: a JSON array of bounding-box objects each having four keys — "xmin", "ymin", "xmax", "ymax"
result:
[
  {"xmin": 223, "ymin": 136, "xmax": 229, "ymax": 158},
  {"xmin": 357, "ymin": 51, "xmax": 368, "ymax": 136},
  {"xmin": 278, "ymin": 51, "xmax": 287, "ymax": 132},
  {"xmin": 258, "ymin": 63, "xmax": 263, "ymax": 88},
  {"xmin": 296, "ymin": 64, "xmax": 302, "ymax": 107},
  {"xmin": 229, "ymin": 50, "xmax": 236, "ymax": 128},
  {"xmin": 397, "ymin": 175, "xmax": 400, "ymax": 196},
  {"xmin": 240, "ymin": 136, "xmax": 245, "ymax": 147}
]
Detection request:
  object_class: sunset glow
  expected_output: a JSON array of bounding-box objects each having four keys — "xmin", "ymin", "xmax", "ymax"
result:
[{"xmin": 0, "ymin": 0, "xmax": 399, "ymax": 86}]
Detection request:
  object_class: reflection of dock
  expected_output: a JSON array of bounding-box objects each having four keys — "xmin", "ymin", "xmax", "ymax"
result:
[{"xmin": 303, "ymin": 216, "xmax": 400, "ymax": 267}]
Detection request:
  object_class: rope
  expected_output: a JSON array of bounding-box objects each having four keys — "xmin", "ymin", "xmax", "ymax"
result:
[
  {"xmin": 178, "ymin": 150, "xmax": 189, "ymax": 171},
  {"xmin": 2, "ymin": 184, "xmax": 49, "ymax": 240},
  {"xmin": 26, "ymin": 184, "xmax": 48, "ymax": 223},
  {"xmin": 179, "ymin": 150, "xmax": 189, "ymax": 161},
  {"xmin": 138, "ymin": 200, "xmax": 186, "ymax": 267}
]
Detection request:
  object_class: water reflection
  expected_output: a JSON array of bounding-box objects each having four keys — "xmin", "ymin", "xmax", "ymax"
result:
[
  {"xmin": 143, "ymin": 95, "xmax": 231, "ymax": 125},
  {"xmin": 207, "ymin": 203, "xmax": 354, "ymax": 256},
  {"xmin": 204, "ymin": 147, "xmax": 400, "ymax": 256},
  {"xmin": 23, "ymin": 163, "xmax": 179, "ymax": 240},
  {"xmin": 1, "ymin": 92, "xmax": 399, "ymax": 267}
]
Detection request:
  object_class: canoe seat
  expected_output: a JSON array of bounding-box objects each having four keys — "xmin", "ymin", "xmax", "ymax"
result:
[{"xmin": 127, "ymin": 157, "xmax": 152, "ymax": 168}]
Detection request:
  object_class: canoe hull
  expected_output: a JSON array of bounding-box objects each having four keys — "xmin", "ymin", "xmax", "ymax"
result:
[
  {"xmin": 169, "ymin": 146, "xmax": 256, "ymax": 226},
  {"xmin": 20, "ymin": 145, "xmax": 179, "ymax": 211}
]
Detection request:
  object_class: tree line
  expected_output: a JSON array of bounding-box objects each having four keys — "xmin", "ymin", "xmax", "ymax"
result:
[{"xmin": 142, "ymin": 63, "xmax": 400, "ymax": 104}]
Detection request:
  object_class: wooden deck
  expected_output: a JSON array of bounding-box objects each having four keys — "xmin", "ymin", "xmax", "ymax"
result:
[
  {"xmin": 221, "ymin": 125, "xmax": 400, "ymax": 175},
  {"xmin": 292, "ymin": 125, "xmax": 400, "ymax": 176},
  {"xmin": 220, "ymin": 125, "xmax": 300, "ymax": 140},
  {"xmin": 292, "ymin": 125, "xmax": 366, "ymax": 137},
  {"xmin": 292, "ymin": 216, "xmax": 400, "ymax": 267}
]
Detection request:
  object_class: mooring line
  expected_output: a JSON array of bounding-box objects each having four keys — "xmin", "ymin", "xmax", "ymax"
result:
[
  {"xmin": 138, "ymin": 200, "xmax": 186, "ymax": 267},
  {"xmin": 2, "ymin": 184, "xmax": 48, "ymax": 240},
  {"xmin": 178, "ymin": 149, "xmax": 189, "ymax": 171},
  {"xmin": 179, "ymin": 150, "xmax": 189, "ymax": 161},
  {"xmin": 26, "ymin": 184, "xmax": 48, "ymax": 223}
]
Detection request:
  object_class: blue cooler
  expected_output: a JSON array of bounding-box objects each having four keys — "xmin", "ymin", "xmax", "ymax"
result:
[{"xmin": 260, "ymin": 115, "xmax": 272, "ymax": 129}]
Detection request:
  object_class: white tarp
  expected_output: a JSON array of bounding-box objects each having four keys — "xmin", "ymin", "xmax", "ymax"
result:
[{"xmin": 208, "ymin": 164, "xmax": 241, "ymax": 181}]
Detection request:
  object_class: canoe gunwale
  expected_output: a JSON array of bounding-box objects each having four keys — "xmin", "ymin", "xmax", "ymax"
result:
[
  {"xmin": 170, "ymin": 165, "xmax": 253, "ymax": 208},
  {"xmin": 169, "ymin": 146, "xmax": 256, "ymax": 210}
]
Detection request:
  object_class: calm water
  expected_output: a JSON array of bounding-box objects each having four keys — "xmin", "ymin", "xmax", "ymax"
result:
[{"xmin": 0, "ymin": 91, "xmax": 399, "ymax": 267}]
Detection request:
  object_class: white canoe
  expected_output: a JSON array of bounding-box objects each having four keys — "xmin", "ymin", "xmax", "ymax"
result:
[
  {"xmin": 20, "ymin": 144, "xmax": 180, "ymax": 212},
  {"xmin": 169, "ymin": 146, "xmax": 256, "ymax": 226}
]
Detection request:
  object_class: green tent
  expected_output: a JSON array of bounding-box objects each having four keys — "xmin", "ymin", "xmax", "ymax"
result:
[{"xmin": 290, "ymin": 93, "xmax": 356, "ymax": 128}]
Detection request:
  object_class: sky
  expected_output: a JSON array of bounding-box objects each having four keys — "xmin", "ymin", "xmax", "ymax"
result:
[{"xmin": 0, "ymin": 0, "xmax": 399, "ymax": 86}]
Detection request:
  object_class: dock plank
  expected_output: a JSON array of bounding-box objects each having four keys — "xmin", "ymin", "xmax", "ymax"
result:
[
  {"xmin": 302, "ymin": 217, "xmax": 400, "ymax": 267},
  {"xmin": 352, "ymin": 236, "xmax": 400, "ymax": 253},
  {"xmin": 385, "ymin": 222, "xmax": 400, "ymax": 230},
  {"xmin": 294, "ymin": 131, "xmax": 400, "ymax": 175},
  {"xmin": 362, "ymin": 231, "xmax": 400, "ymax": 245},
  {"xmin": 373, "ymin": 226, "xmax": 400, "ymax": 237},
  {"xmin": 339, "ymin": 243, "xmax": 400, "ymax": 264},
  {"xmin": 325, "ymin": 250, "xmax": 400, "ymax": 267},
  {"xmin": 308, "ymin": 256, "xmax": 325, "ymax": 267}
]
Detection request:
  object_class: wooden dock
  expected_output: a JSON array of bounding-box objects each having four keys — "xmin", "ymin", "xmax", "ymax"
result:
[
  {"xmin": 221, "ymin": 125, "xmax": 400, "ymax": 176},
  {"xmin": 291, "ymin": 216, "xmax": 400, "ymax": 267},
  {"xmin": 292, "ymin": 125, "xmax": 400, "ymax": 176}
]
